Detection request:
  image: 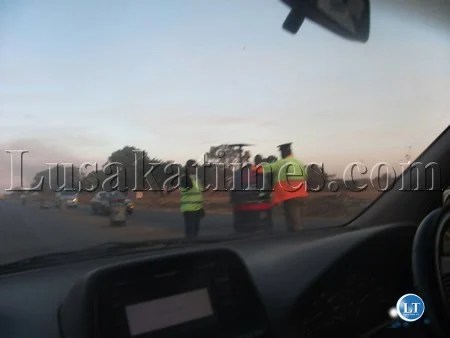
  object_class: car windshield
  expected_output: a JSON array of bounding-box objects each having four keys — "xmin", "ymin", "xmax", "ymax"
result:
[{"xmin": 0, "ymin": 0, "xmax": 448, "ymax": 265}]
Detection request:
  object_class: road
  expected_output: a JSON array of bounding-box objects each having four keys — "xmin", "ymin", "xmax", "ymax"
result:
[{"xmin": 0, "ymin": 199, "xmax": 345, "ymax": 264}]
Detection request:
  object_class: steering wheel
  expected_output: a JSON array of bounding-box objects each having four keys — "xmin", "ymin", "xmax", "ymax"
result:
[{"xmin": 412, "ymin": 206, "xmax": 450, "ymax": 337}]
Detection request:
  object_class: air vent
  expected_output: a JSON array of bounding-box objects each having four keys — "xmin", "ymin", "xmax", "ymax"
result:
[{"xmin": 442, "ymin": 273, "xmax": 450, "ymax": 303}]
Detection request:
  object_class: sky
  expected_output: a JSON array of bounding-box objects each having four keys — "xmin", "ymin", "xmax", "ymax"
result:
[{"xmin": 0, "ymin": 0, "xmax": 449, "ymax": 190}]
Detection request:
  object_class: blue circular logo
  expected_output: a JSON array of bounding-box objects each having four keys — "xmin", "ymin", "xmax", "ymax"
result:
[{"xmin": 396, "ymin": 293, "xmax": 425, "ymax": 322}]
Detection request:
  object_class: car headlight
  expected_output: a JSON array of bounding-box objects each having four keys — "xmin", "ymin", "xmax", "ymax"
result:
[{"xmin": 73, "ymin": 198, "xmax": 78, "ymax": 202}]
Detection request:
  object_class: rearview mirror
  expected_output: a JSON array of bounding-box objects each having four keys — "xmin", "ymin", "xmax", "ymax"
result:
[{"xmin": 281, "ymin": 0, "xmax": 370, "ymax": 43}]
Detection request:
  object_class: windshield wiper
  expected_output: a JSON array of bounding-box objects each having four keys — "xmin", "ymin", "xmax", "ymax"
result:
[{"xmin": 0, "ymin": 233, "xmax": 269, "ymax": 275}]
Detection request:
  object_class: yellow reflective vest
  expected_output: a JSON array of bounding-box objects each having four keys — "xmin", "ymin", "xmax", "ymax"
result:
[{"xmin": 180, "ymin": 175, "xmax": 203, "ymax": 212}]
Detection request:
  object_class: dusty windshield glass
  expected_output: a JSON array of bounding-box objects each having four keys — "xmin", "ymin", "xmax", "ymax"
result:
[{"xmin": 0, "ymin": 0, "xmax": 449, "ymax": 264}]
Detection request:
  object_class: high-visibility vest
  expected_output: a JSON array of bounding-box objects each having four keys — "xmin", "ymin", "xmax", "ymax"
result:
[
  {"xmin": 180, "ymin": 175, "xmax": 203, "ymax": 212},
  {"xmin": 270, "ymin": 155, "xmax": 308, "ymax": 205}
]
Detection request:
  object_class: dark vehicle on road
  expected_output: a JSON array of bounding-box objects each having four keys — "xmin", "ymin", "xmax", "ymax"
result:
[
  {"xmin": 90, "ymin": 191, "xmax": 135, "ymax": 216},
  {"xmin": 55, "ymin": 191, "xmax": 79, "ymax": 208}
]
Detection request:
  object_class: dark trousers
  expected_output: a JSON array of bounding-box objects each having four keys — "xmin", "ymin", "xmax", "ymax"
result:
[
  {"xmin": 283, "ymin": 198, "xmax": 305, "ymax": 232},
  {"xmin": 183, "ymin": 210, "xmax": 202, "ymax": 239},
  {"xmin": 233, "ymin": 209, "xmax": 273, "ymax": 233}
]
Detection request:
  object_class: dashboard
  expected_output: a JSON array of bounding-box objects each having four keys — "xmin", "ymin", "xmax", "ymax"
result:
[
  {"xmin": 0, "ymin": 223, "xmax": 420, "ymax": 338},
  {"xmin": 59, "ymin": 250, "xmax": 269, "ymax": 338}
]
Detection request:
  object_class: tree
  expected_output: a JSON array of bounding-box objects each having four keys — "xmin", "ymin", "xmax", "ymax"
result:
[
  {"xmin": 101, "ymin": 146, "xmax": 165, "ymax": 191},
  {"xmin": 31, "ymin": 164, "xmax": 82, "ymax": 192},
  {"xmin": 205, "ymin": 145, "xmax": 246, "ymax": 167},
  {"xmin": 204, "ymin": 145, "xmax": 253, "ymax": 190}
]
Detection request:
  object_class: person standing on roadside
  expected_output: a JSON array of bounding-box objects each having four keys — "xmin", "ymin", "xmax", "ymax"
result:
[
  {"xmin": 180, "ymin": 159, "xmax": 204, "ymax": 239},
  {"xmin": 270, "ymin": 143, "xmax": 308, "ymax": 232}
]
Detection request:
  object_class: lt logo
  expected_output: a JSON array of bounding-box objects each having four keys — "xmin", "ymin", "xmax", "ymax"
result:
[{"xmin": 396, "ymin": 293, "xmax": 425, "ymax": 322}]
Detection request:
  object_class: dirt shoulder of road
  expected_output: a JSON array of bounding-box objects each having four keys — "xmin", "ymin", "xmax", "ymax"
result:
[
  {"xmin": 21, "ymin": 189, "xmax": 380, "ymax": 219},
  {"xmin": 73, "ymin": 190, "xmax": 381, "ymax": 218}
]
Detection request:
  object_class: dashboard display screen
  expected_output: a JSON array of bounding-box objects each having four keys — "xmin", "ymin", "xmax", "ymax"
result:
[{"xmin": 125, "ymin": 289, "xmax": 214, "ymax": 336}]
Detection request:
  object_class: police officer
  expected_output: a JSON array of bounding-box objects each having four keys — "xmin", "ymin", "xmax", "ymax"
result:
[
  {"xmin": 271, "ymin": 143, "xmax": 308, "ymax": 232},
  {"xmin": 180, "ymin": 159, "xmax": 204, "ymax": 239}
]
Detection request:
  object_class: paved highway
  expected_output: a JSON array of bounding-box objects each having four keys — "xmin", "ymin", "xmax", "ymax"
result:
[{"xmin": 0, "ymin": 199, "xmax": 344, "ymax": 264}]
